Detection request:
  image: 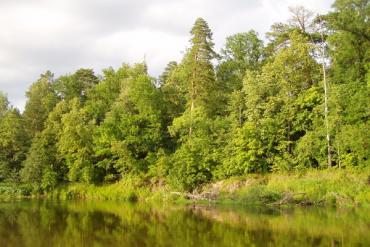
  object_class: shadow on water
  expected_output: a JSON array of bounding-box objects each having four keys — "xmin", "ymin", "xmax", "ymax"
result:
[{"xmin": 0, "ymin": 200, "xmax": 369, "ymax": 247}]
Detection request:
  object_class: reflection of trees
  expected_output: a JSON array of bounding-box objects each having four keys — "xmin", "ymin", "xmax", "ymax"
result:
[{"xmin": 0, "ymin": 201, "xmax": 368, "ymax": 247}]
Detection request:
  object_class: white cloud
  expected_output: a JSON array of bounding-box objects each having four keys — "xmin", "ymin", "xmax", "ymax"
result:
[{"xmin": 0, "ymin": 0, "xmax": 334, "ymax": 110}]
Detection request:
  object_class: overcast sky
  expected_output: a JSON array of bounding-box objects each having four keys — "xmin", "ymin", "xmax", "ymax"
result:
[{"xmin": 0, "ymin": 0, "xmax": 334, "ymax": 110}]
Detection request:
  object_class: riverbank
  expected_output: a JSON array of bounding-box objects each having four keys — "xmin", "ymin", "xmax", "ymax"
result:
[{"xmin": 1, "ymin": 168, "xmax": 370, "ymax": 207}]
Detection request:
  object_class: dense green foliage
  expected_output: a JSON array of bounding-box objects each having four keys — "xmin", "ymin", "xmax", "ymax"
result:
[{"xmin": 0, "ymin": 1, "xmax": 368, "ymax": 193}]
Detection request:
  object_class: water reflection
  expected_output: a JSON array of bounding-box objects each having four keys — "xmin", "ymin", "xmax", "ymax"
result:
[{"xmin": 0, "ymin": 200, "xmax": 369, "ymax": 247}]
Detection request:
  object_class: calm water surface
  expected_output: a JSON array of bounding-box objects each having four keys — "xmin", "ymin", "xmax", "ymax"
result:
[{"xmin": 0, "ymin": 200, "xmax": 369, "ymax": 247}]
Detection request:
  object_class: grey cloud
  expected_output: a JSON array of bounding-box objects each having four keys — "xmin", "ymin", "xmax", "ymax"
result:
[
  {"xmin": 0, "ymin": 0, "xmax": 334, "ymax": 110},
  {"xmin": 65, "ymin": 0, "xmax": 189, "ymax": 35}
]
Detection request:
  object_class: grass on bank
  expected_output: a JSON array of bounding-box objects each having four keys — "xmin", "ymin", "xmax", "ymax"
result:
[
  {"xmin": 0, "ymin": 183, "xmax": 33, "ymax": 199},
  {"xmin": 47, "ymin": 176, "xmax": 171, "ymax": 203},
  {"xmin": 1, "ymin": 168, "xmax": 369, "ymax": 207},
  {"xmin": 210, "ymin": 168, "xmax": 370, "ymax": 207}
]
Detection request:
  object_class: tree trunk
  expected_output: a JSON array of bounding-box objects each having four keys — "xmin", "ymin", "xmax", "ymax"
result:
[{"xmin": 318, "ymin": 15, "xmax": 332, "ymax": 167}]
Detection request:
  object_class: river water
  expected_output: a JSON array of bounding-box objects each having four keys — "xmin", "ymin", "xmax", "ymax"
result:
[{"xmin": 0, "ymin": 200, "xmax": 369, "ymax": 246}]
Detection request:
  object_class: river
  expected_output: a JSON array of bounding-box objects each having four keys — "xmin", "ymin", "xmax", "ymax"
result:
[{"xmin": 0, "ymin": 200, "xmax": 369, "ymax": 246}]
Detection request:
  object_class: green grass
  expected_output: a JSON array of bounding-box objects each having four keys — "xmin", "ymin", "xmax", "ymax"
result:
[
  {"xmin": 46, "ymin": 176, "xmax": 186, "ymax": 204},
  {"xmin": 0, "ymin": 183, "xmax": 33, "ymax": 200},
  {"xmin": 2, "ymin": 168, "xmax": 369, "ymax": 207},
  {"xmin": 212, "ymin": 168, "xmax": 370, "ymax": 207}
]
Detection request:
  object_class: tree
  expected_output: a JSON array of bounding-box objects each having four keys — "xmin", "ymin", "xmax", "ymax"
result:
[
  {"xmin": 324, "ymin": 0, "xmax": 370, "ymax": 167},
  {"xmin": 218, "ymin": 31, "xmax": 264, "ymax": 91},
  {"xmin": 54, "ymin": 68, "xmax": 99, "ymax": 102},
  {"xmin": 261, "ymin": 32, "xmax": 320, "ymax": 170},
  {"xmin": 288, "ymin": 6, "xmax": 315, "ymax": 34},
  {"xmin": 219, "ymin": 31, "xmax": 321, "ymax": 174},
  {"xmin": 168, "ymin": 18, "xmax": 224, "ymax": 190},
  {"xmin": 57, "ymin": 99, "xmax": 98, "ymax": 183},
  {"xmin": 217, "ymin": 31, "xmax": 264, "ymax": 127},
  {"xmin": 216, "ymin": 122, "xmax": 270, "ymax": 178},
  {"xmin": 0, "ymin": 91, "xmax": 9, "ymax": 117},
  {"xmin": 23, "ymin": 71, "xmax": 59, "ymax": 139},
  {"xmin": 266, "ymin": 6, "xmax": 318, "ymax": 54},
  {"xmin": 94, "ymin": 64, "xmax": 164, "ymax": 179},
  {"xmin": 168, "ymin": 106, "xmax": 221, "ymax": 190},
  {"xmin": 84, "ymin": 64, "xmax": 133, "ymax": 124},
  {"xmin": 1, "ymin": 9, "xmax": 368, "ymax": 193},
  {"xmin": 21, "ymin": 133, "xmax": 59, "ymax": 191},
  {"xmin": 160, "ymin": 62, "xmax": 188, "ymax": 127},
  {"xmin": 0, "ymin": 106, "xmax": 28, "ymax": 182},
  {"xmin": 21, "ymin": 100, "xmax": 70, "ymax": 188},
  {"xmin": 183, "ymin": 17, "xmax": 219, "ymax": 119},
  {"xmin": 326, "ymin": 0, "xmax": 369, "ymax": 84},
  {"xmin": 159, "ymin": 61, "xmax": 178, "ymax": 85}
]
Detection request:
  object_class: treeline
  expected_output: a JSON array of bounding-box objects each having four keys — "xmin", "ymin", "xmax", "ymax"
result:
[{"xmin": 0, "ymin": 0, "xmax": 368, "ymax": 192}]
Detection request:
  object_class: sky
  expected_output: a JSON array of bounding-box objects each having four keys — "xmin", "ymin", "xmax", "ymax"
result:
[{"xmin": 0, "ymin": 0, "xmax": 334, "ymax": 110}]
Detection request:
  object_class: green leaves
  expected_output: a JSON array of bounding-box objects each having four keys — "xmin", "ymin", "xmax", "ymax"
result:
[
  {"xmin": 218, "ymin": 122, "xmax": 269, "ymax": 178},
  {"xmin": 219, "ymin": 31, "xmax": 264, "ymax": 86},
  {"xmin": 53, "ymin": 68, "xmax": 99, "ymax": 102},
  {"xmin": 0, "ymin": 106, "xmax": 28, "ymax": 182},
  {"xmin": 3, "ymin": 8, "xmax": 370, "ymax": 193},
  {"xmin": 217, "ymin": 31, "xmax": 323, "ymax": 174},
  {"xmin": 57, "ymin": 99, "xmax": 96, "ymax": 183},
  {"xmin": 183, "ymin": 18, "xmax": 219, "ymax": 116},
  {"xmin": 94, "ymin": 64, "xmax": 164, "ymax": 177},
  {"xmin": 23, "ymin": 71, "xmax": 59, "ymax": 138},
  {"xmin": 0, "ymin": 92, "xmax": 9, "ymax": 117}
]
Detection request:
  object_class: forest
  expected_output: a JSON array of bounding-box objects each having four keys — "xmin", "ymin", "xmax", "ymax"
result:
[{"xmin": 0, "ymin": 0, "xmax": 369, "ymax": 194}]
